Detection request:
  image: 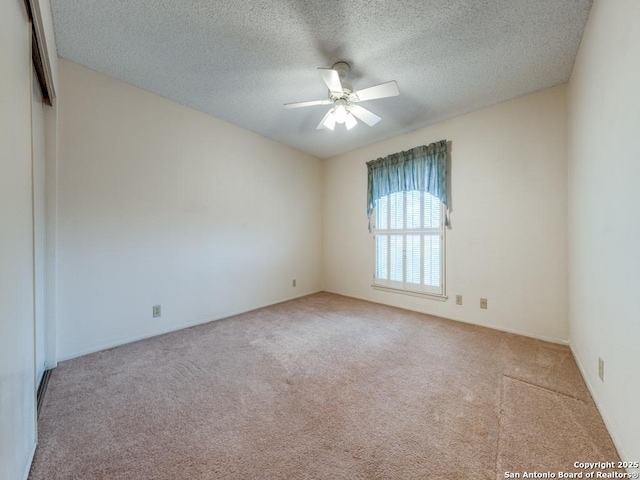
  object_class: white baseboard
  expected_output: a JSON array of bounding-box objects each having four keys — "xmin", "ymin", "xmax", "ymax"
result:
[
  {"xmin": 569, "ymin": 340, "xmax": 632, "ymax": 470},
  {"xmin": 323, "ymin": 289, "xmax": 569, "ymax": 345},
  {"xmin": 58, "ymin": 289, "xmax": 323, "ymax": 362}
]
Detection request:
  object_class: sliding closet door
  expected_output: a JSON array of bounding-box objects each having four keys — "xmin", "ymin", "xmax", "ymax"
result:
[
  {"xmin": 0, "ymin": 1, "xmax": 38, "ymax": 478},
  {"xmin": 33, "ymin": 68, "xmax": 47, "ymax": 386}
]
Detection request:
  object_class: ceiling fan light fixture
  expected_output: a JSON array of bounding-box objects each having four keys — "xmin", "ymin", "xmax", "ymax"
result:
[
  {"xmin": 333, "ymin": 102, "xmax": 348, "ymax": 124},
  {"xmin": 345, "ymin": 113, "xmax": 357, "ymax": 130},
  {"xmin": 322, "ymin": 113, "xmax": 337, "ymax": 131}
]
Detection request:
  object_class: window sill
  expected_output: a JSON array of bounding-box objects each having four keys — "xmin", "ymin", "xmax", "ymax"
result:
[{"xmin": 371, "ymin": 285, "xmax": 448, "ymax": 302}]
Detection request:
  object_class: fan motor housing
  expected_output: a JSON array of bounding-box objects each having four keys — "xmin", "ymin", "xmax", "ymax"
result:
[{"xmin": 331, "ymin": 61, "xmax": 350, "ymax": 81}]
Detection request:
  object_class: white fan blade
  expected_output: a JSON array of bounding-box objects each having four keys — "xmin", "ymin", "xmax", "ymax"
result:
[
  {"xmin": 354, "ymin": 81, "xmax": 399, "ymax": 102},
  {"xmin": 284, "ymin": 99, "xmax": 333, "ymax": 109},
  {"xmin": 350, "ymin": 105, "xmax": 381, "ymax": 126},
  {"xmin": 318, "ymin": 68, "xmax": 343, "ymax": 93},
  {"xmin": 317, "ymin": 109, "xmax": 336, "ymax": 130},
  {"xmin": 345, "ymin": 113, "xmax": 358, "ymax": 130}
]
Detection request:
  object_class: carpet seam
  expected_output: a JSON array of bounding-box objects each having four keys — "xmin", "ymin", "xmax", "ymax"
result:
[
  {"xmin": 494, "ymin": 375, "xmax": 507, "ymax": 479},
  {"xmin": 495, "ymin": 374, "xmax": 587, "ymax": 478},
  {"xmin": 501, "ymin": 374, "xmax": 588, "ymax": 403}
]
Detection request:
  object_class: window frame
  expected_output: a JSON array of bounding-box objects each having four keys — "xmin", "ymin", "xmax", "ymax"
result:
[{"xmin": 371, "ymin": 190, "xmax": 447, "ymax": 301}]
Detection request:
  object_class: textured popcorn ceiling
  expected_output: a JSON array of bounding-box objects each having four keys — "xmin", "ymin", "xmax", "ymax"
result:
[{"xmin": 50, "ymin": 0, "xmax": 593, "ymax": 158}]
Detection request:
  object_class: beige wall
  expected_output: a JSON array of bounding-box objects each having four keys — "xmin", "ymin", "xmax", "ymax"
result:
[
  {"xmin": 57, "ymin": 60, "xmax": 323, "ymax": 360},
  {"xmin": 323, "ymin": 85, "xmax": 568, "ymax": 343},
  {"xmin": 0, "ymin": 1, "xmax": 37, "ymax": 478},
  {"xmin": 568, "ymin": 0, "xmax": 640, "ymax": 464}
]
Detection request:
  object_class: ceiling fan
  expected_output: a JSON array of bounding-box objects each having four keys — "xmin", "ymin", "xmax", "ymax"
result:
[{"xmin": 284, "ymin": 62, "xmax": 400, "ymax": 131}]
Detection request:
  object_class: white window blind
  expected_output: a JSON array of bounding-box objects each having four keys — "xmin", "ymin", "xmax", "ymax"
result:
[{"xmin": 373, "ymin": 190, "xmax": 445, "ymax": 296}]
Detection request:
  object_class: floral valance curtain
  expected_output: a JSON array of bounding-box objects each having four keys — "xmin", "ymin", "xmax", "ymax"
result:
[{"xmin": 366, "ymin": 140, "xmax": 449, "ymax": 229}]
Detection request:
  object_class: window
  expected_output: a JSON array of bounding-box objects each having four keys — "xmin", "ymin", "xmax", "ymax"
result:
[{"xmin": 373, "ymin": 190, "xmax": 445, "ymax": 297}]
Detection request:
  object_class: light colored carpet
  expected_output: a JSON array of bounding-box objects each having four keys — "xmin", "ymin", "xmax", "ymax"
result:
[
  {"xmin": 29, "ymin": 293, "xmax": 621, "ymax": 479},
  {"xmin": 498, "ymin": 377, "xmax": 619, "ymax": 478}
]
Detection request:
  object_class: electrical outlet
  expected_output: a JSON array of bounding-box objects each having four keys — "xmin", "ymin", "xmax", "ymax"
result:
[
  {"xmin": 292, "ymin": 279, "xmax": 297, "ymax": 287},
  {"xmin": 598, "ymin": 357, "xmax": 604, "ymax": 381},
  {"xmin": 152, "ymin": 305, "xmax": 161, "ymax": 318},
  {"xmin": 455, "ymin": 295, "xmax": 463, "ymax": 305},
  {"xmin": 480, "ymin": 298, "xmax": 488, "ymax": 309}
]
